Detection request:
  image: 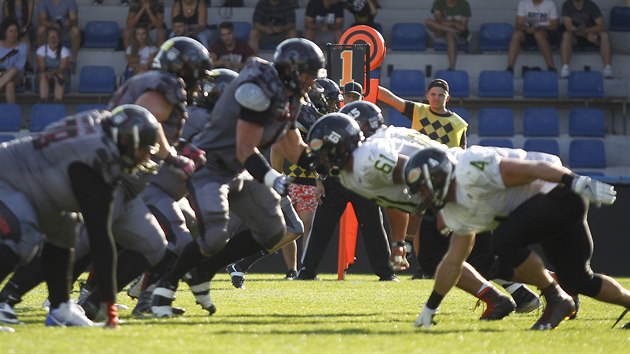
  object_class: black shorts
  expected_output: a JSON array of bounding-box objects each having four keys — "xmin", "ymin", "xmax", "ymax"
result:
[{"xmin": 522, "ymin": 30, "xmax": 560, "ymax": 48}]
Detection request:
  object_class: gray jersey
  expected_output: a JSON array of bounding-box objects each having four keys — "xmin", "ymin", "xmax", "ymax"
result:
[
  {"xmin": 0, "ymin": 110, "xmax": 122, "ymax": 224},
  {"xmin": 108, "ymin": 70, "xmax": 188, "ymax": 144},
  {"xmin": 193, "ymin": 57, "xmax": 294, "ymax": 175}
]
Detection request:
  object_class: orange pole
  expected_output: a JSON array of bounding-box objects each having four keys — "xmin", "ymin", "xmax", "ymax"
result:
[{"xmin": 338, "ymin": 203, "xmax": 358, "ymax": 280}]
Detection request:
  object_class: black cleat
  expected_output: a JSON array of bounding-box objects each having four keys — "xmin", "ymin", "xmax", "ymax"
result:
[
  {"xmin": 226, "ymin": 263, "xmax": 245, "ymax": 289},
  {"xmin": 531, "ymin": 291, "xmax": 575, "ymax": 330},
  {"xmin": 284, "ymin": 269, "xmax": 298, "ymax": 280},
  {"xmin": 511, "ymin": 285, "xmax": 542, "ymax": 313},
  {"xmin": 295, "ymin": 269, "xmax": 320, "ymax": 281},
  {"xmin": 478, "ymin": 288, "xmax": 516, "ymax": 320}
]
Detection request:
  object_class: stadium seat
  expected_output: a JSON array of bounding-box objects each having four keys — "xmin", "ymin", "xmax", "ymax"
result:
[
  {"xmin": 569, "ymin": 139, "xmax": 606, "ymax": 168},
  {"xmin": 232, "ymin": 21, "xmax": 252, "ymax": 43},
  {"xmin": 434, "ymin": 70, "xmax": 469, "ymax": 98},
  {"xmin": 450, "ymin": 107, "xmax": 470, "ymax": 122},
  {"xmin": 83, "ymin": 21, "xmax": 120, "ymax": 49},
  {"xmin": 478, "ymin": 70, "xmax": 514, "ymax": 98},
  {"xmin": 567, "ymin": 71, "xmax": 603, "ymax": 98},
  {"xmin": 0, "ymin": 134, "xmax": 16, "ymax": 143},
  {"xmin": 477, "ymin": 108, "xmax": 514, "ymax": 136},
  {"xmin": 75, "ymin": 104, "xmax": 108, "ymax": 114},
  {"xmin": 29, "ymin": 103, "xmax": 67, "ymax": 132},
  {"xmin": 523, "ymin": 71, "xmax": 559, "ymax": 98},
  {"xmin": 386, "ymin": 108, "xmax": 411, "ymax": 128},
  {"xmin": 478, "ymin": 138, "xmax": 513, "ymax": 148},
  {"xmin": 78, "ymin": 66, "xmax": 117, "ymax": 94},
  {"xmin": 523, "ymin": 138, "xmax": 560, "ymax": 156},
  {"xmin": 389, "ymin": 69, "xmax": 425, "ymax": 98},
  {"xmin": 390, "ymin": 23, "xmax": 427, "ymax": 51},
  {"xmin": 609, "ymin": 6, "xmax": 630, "ymax": 31},
  {"xmin": 569, "ymin": 108, "xmax": 606, "ymax": 137},
  {"xmin": 0, "ymin": 104, "xmax": 22, "ymax": 132},
  {"xmin": 522, "ymin": 107, "xmax": 559, "ymax": 137},
  {"xmin": 433, "ymin": 39, "xmax": 469, "ymax": 52},
  {"xmin": 478, "ymin": 23, "xmax": 513, "ymax": 51}
]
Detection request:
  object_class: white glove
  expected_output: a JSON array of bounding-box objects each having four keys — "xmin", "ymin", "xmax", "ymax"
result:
[
  {"xmin": 414, "ymin": 304, "xmax": 438, "ymax": 328},
  {"xmin": 571, "ymin": 175, "xmax": 617, "ymax": 207}
]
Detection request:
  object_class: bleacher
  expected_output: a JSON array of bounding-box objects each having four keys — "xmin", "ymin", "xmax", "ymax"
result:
[{"xmin": 3, "ymin": 0, "xmax": 630, "ymax": 174}]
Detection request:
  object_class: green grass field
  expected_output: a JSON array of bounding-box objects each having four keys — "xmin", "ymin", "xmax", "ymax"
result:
[{"xmin": 1, "ymin": 274, "xmax": 629, "ymax": 353}]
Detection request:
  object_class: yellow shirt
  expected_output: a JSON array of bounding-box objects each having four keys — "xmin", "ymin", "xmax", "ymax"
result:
[{"xmin": 403, "ymin": 100, "xmax": 468, "ymax": 148}]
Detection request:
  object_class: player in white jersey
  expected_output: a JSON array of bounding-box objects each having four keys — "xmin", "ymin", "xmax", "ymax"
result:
[
  {"xmin": 405, "ymin": 146, "xmax": 630, "ymax": 330},
  {"xmin": 307, "ymin": 106, "xmax": 519, "ymax": 321}
]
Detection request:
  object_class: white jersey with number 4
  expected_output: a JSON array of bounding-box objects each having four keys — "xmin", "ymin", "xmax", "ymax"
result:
[
  {"xmin": 339, "ymin": 125, "xmax": 443, "ymax": 214},
  {"xmin": 441, "ymin": 145, "xmax": 561, "ymax": 235}
]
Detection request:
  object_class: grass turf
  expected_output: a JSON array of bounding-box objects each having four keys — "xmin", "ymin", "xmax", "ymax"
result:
[{"xmin": 1, "ymin": 274, "xmax": 629, "ymax": 353}]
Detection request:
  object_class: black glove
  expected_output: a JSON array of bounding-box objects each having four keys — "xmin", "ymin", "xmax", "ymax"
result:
[
  {"xmin": 271, "ymin": 174, "xmax": 292, "ymax": 197},
  {"xmin": 164, "ymin": 154, "xmax": 196, "ymax": 177}
]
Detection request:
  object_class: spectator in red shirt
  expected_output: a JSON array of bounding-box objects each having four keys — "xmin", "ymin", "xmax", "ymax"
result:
[{"xmin": 209, "ymin": 22, "xmax": 256, "ymax": 72}]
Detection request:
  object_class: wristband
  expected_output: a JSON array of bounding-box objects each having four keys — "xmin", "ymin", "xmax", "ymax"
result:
[
  {"xmin": 244, "ymin": 152, "xmax": 272, "ymax": 183},
  {"xmin": 390, "ymin": 241, "xmax": 406, "ymax": 248},
  {"xmin": 263, "ymin": 169, "xmax": 282, "ymax": 188},
  {"xmin": 561, "ymin": 173, "xmax": 577, "ymax": 187}
]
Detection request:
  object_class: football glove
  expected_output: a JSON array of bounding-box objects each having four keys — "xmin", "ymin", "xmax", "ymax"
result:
[
  {"xmin": 178, "ymin": 140, "xmax": 206, "ymax": 170},
  {"xmin": 164, "ymin": 154, "xmax": 196, "ymax": 177},
  {"xmin": 414, "ymin": 304, "xmax": 438, "ymax": 328},
  {"xmin": 271, "ymin": 175, "xmax": 292, "ymax": 197},
  {"xmin": 571, "ymin": 175, "xmax": 617, "ymax": 207}
]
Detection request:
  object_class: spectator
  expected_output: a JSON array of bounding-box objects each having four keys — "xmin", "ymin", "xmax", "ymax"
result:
[
  {"xmin": 425, "ymin": 0, "xmax": 471, "ymax": 70},
  {"xmin": 125, "ymin": 0, "xmax": 167, "ymax": 49},
  {"xmin": 343, "ymin": 81, "xmax": 363, "ymax": 103},
  {"xmin": 36, "ymin": 0, "xmax": 80, "ymax": 73},
  {"xmin": 209, "ymin": 22, "xmax": 256, "ymax": 72},
  {"xmin": 170, "ymin": 0, "xmax": 210, "ymax": 48},
  {"xmin": 559, "ymin": 0, "xmax": 613, "ymax": 78},
  {"xmin": 3, "ymin": 0, "xmax": 34, "ymax": 71},
  {"xmin": 36, "ymin": 27, "xmax": 69, "ymax": 102},
  {"xmin": 342, "ymin": 0, "xmax": 378, "ymax": 29},
  {"xmin": 507, "ymin": 0, "xmax": 559, "ymax": 73},
  {"xmin": 249, "ymin": 0, "xmax": 298, "ymax": 53},
  {"xmin": 124, "ymin": 24, "xmax": 158, "ymax": 80},
  {"xmin": 0, "ymin": 19, "xmax": 27, "ymax": 103},
  {"xmin": 304, "ymin": 0, "xmax": 344, "ymax": 46}
]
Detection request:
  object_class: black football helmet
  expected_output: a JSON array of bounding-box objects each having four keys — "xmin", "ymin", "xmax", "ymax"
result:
[
  {"xmin": 308, "ymin": 78, "xmax": 342, "ymax": 115},
  {"xmin": 107, "ymin": 104, "xmax": 160, "ymax": 170},
  {"xmin": 196, "ymin": 68, "xmax": 238, "ymax": 110},
  {"xmin": 295, "ymin": 103, "xmax": 319, "ymax": 138},
  {"xmin": 153, "ymin": 36, "xmax": 213, "ymax": 96},
  {"xmin": 404, "ymin": 147, "xmax": 454, "ymax": 212},
  {"xmin": 306, "ymin": 112, "xmax": 363, "ymax": 176},
  {"xmin": 339, "ymin": 101, "xmax": 384, "ymax": 138},
  {"xmin": 273, "ymin": 38, "xmax": 325, "ymax": 95}
]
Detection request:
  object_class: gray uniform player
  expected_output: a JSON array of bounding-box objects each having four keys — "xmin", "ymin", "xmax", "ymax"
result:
[
  {"xmin": 151, "ymin": 38, "xmax": 325, "ymax": 317},
  {"xmin": 0, "ymin": 105, "xmax": 160, "ymax": 329}
]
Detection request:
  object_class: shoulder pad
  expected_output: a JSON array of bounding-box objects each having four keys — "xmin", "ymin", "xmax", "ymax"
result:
[{"xmin": 235, "ymin": 82, "xmax": 271, "ymax": 112}]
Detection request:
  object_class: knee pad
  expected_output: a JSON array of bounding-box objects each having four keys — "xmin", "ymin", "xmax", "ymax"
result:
[{"xmin": 556, "ymin": 270, "xmax": 602, "ymax": 297}]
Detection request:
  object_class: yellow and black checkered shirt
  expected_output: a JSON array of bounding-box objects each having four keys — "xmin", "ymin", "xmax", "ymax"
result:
[
  {"xmin": 284, "ymin": 162, "xmax": 317, "ymax": 186},
  {"xmin": 403, "ymin": 101, "xmax": 468, "ymax": 148}
]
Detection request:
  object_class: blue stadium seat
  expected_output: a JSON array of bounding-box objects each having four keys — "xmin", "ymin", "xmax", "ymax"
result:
[
  {"xmin": 83, "ymin": 21, "xmax": 120, "ymax": 49},
  {"xmin": 569, "ymin": 108, "xmax": 606, "ymax": 137},
  {"xmin": 568, "ymin": 71, "xmax": 603, "ymax": 98},
  {"xmin": 78, "ymin": 66, "xmax": 117, "ymax": 94},
  {"xmin": 434, "ymin": 70, "xmax": 469, "ymax": 98},
  {"xmin": 386, "ymin": 108, "xmax": 411, "ymax": 128},
  {"xmin": 29, "ymin": 103, "xmax": 67, "ymax": 132},
  {"xmin": 389, "ymin": 69, "xmax": 425, "ymax": 97},
  {"xmin": 75, "ymin": 104, "xmax": 108, "ymax": 114},
  {"xmin": 477, "ymin": 108, "xmax": 514, "ymax": 137},
  {"xmin": 390, "ymin": 23, "xmax": 427, "ymax": 51},
  {"xmin": 433, "ymin": 39, "xmax": 469, "ymax": 52},
  {"xmin": 0, "ymin": 134, "xmax": 16, "ymax": 143},
  {"xmin": 479, "ymin": 138, "xmax": 513, "ymax": 148},
  {"xmin": 522, "ymin": 107, "xmax": 559, "ymax": 137},
  {"xmin": 232, "ymin": 21, "xmax": 252, "ymax": 43},
  {"xmin": 610, "ymin": 6, "xmax": 630, "ymax": 31},
  {"xmin": 569, "ymin": 139, "xmax": 606, "ymax": 168},
  {"xmin": 0, "ymin": 104, "xmax": 22, "ymax": 132},
  {"xmin": 450, "ymin": 107, "xmax": 469, "ymax": 122},
  {"xmin": 478, "ymin": 70, "xmax": 514, "ymax": 98},
  {"xmin": 523, "ymin": 71, "xmax": 559, "ymax": 98},
  {"xmin": 478, "ymin": 23, "xmax": 513, "ymax": 51},
  {"xmin": 523, "ymin": 138, "xmax": 560, "ymax": 156}
]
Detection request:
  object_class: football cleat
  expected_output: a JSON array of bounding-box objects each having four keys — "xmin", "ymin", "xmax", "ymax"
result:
[
  {"xmin": 226, "ymin": 263, "xmax": 246, "ymax": 289},
  {"xmin": 127, "ymin": 274, "xmax": 145, "ymax": 300},
  {"xmin": 132, "ymin": 288, "xmax": 154, "ymax": 318},
  {"xmin": 0, "ymin": 302, "xmax": 19, "ymax": 324},
  {"xmin": 531, "ymin": 290, "xmax": 575, "ymax": 330},
  {"xmin": 77, "ymin": 282, "xmax": 92, "ymax": 304},
  {"xmin": 510, "ymin": 285, "xmax": 542, "ymax": 313},
  {"xmin": 477, "ymin": 287, "xmax": 516, "ymax": 320},
  {"xmin": 284, "ymin": 269, "xmax": 298, "ymax": 280},
  {"xmin": 295, "ymin": 268, "xmax": 320, "ymax": 281},
  {"xmin": 188, "ymin": 281, "xmax": 216, "ymax": 316},
  {"xmin": 151, "ymin": 282, "xmax": 177, "ymax": 318},
  {"xmin": 0, "ymin": 326, "xmax": 15, "ymax": 332},
  {"xmin": 45, "ymin": 301, "xmax": 94, "ymax": 327}
]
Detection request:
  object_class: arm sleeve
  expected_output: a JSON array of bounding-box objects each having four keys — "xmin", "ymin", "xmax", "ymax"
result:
[
  {"xmin": 68, "ymin": 163, "xmax": 114, "ymax": 242},
  {"xmin": 402, "ymin": 100, "xmax": 415, "ymax": 120}
]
